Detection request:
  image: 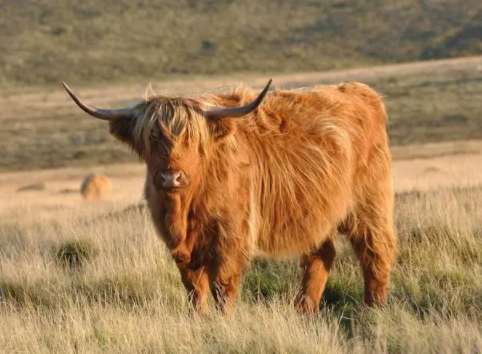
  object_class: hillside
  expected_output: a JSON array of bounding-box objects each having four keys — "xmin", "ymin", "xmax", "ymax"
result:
[
  {"xmin": 1, "ymin": 0, "xmax": 482, "ymax": 88},
  {"xmin": 1, "ymin": 56, "xmax": 481, "ymax": 172}
]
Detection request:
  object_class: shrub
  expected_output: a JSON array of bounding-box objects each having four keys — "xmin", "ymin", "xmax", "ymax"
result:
[{"xmin": 55, "ymin": 239, "xmax": 99, "ymax": 269}]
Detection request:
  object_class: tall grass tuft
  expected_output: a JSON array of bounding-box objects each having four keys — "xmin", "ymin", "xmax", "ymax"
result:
[{"xmin": 55, "ymin": 238, "xmax": 99, "ymax": 269}]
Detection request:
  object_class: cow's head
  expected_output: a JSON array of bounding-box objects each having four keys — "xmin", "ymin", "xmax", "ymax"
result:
[{"xmin": 62, "ymin": 80, "xmax": 271, "ymax": 194}]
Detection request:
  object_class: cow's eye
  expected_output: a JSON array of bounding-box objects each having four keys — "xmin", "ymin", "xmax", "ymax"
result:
[{"xmin": 159, "ymin": 143, "xmax": 170, "ymax": 156}]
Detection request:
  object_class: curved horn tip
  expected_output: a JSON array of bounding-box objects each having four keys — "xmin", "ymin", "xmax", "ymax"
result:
[
  {"xmin": 204, "ymin": 79, "xmax": 273, "ymax": 120},
  {"xmin": 259, "ymin": 79, "xmax": 272, "ymax": 94},
  {"xmin": 260, "ymin": 79, "xmax": 272, "ymax": 96},
  {"xmin": 61, "ymin": 81, "xmax": 76, "ymax": 98},
  {"xmin": 61, "ymin": 82, "xmax": 132, "ymax": 121}
]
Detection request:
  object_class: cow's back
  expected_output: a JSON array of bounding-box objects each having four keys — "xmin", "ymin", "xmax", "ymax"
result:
[{"xmin": 238, "ymin": 83, "xmax": 391, "ymax": 257}]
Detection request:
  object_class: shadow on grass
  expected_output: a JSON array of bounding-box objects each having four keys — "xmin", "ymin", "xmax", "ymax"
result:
[
  {"xmin": 242, "ymin": 259, "xmax": 300, "ymax": 303},
  {"xmin": 242, "ymin": 258, "xmax": 363, "ymax": 309}
]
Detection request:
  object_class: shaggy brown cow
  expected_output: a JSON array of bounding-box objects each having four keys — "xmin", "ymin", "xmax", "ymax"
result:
[{"xmin": 63, "ymin": 80, "xmax": 396, "ymax": 314}]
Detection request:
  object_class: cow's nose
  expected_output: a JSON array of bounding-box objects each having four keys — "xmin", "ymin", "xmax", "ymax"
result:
[{"xmin": 155, "ymin": 169, "xmax": 190, "ymax": 189}]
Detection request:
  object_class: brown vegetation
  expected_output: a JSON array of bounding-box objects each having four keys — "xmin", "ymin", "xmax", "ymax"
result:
[{"xmin": 80, "ymin": 173, "xmax": 112, "ymax": 200}]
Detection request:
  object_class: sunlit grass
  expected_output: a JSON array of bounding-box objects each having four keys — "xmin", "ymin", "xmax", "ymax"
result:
[{"xmin": 1, "ymin": 185, "xmax": 482, "ymax": 353}]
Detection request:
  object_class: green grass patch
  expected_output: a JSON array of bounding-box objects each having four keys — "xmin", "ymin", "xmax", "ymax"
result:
[{"xmin": 55, "ymin": 239, "xmax": 99, "ymax": 269}]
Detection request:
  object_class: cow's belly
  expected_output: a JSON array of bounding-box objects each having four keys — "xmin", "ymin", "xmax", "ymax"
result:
[{"xmin": 252, "ymin": 218, "xmax": 336, "ymax": 257}]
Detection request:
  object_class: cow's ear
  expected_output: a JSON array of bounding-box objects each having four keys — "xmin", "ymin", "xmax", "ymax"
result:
[
  {"xmin": 209, "ymin": 118, "xmax": 237, "ymax": 143},
  {"xmin": 109, "ymin": 118, "xmax": 137, "ymax": 150}
]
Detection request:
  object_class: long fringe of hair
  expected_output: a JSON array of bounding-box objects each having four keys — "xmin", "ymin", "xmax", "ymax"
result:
[{"xmin": 131, "ymin": 97, "xmax": 211, "ymax": 157}]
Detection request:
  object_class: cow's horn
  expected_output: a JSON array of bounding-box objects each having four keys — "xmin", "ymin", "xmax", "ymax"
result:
[
  {"xmin": 204, "ymin": 79, "xmax": 272, "ymax": 120},
  {"xmin": 62, "ymin": 82, "xmax": 133, "ymax": 120}
]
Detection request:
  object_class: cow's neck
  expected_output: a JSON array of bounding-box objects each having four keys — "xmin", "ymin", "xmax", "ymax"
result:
[
  {"xmin": 159, "ymin": 152, "xmax": 241, "ymax": 248},
  {"xmin": 163, "ymin": 192, "xmax": 191, "ymax": 249}
]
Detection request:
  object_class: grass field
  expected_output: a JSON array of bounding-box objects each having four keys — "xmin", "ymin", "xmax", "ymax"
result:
[
  {"xmin": 1, "ymin": 170, "xmax": 482, "ymax": 353},
  {"xmin": 2, "ymin": 1, "xmax": 482, "ymax": 352}
]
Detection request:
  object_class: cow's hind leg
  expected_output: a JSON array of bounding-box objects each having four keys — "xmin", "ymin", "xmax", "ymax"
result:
[
  {"xmin": 340, "ymin": 196, "xmax": 397, "ymax": 305},
  {"xmin": 296, "ymin": 236, "xmax": 336, "ymax": 313},
  {"xmin": 348, "ymin": 226, "xmax": 396, "ymax": 305}
]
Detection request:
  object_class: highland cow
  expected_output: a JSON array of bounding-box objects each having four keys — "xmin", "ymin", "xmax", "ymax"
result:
[
  {"xmin": 63, "ymin": 80, "xmax": 397, "ymax": 314},
  {"xmin": 81, "ymin": 173, "xmax": 112, "ymax": 200}
]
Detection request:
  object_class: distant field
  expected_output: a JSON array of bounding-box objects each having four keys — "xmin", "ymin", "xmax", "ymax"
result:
[{"xmin": 1, "ymin": 56, "xmax": 482, "ymax": 172}]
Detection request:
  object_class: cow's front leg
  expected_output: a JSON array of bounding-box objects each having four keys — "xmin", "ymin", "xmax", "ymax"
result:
[
  {"xmin": 171, "ymin": 230, "xmax": 197, "ymax": 265},
  {"xmin": 177, "ymin": 264, "xmax": 210, "ymax": 315},
  {"xmin": 209, "ymin": 218, "xmax": 250, "ymax": 315},
  {"xmin": 210, "ymin": 267, "xmax": 244, "ymax": 315},
  {"xmin": 208, "ymin": 248, "xmax": 249, "ymax": 315}
]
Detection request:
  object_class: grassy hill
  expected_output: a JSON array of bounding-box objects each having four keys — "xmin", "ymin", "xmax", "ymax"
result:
[
  {"xmin": 1, "ymin": 0, "xmax": 482, "ymax": 88},
  {"xmin": 1, "ymin": 56, "xmax": 482, "ymax": 172}
]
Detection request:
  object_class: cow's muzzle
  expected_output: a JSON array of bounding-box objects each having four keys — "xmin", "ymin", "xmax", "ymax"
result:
[{"xmin": 154, "ymin": 169, "xmax": 190, "ymax": 190}]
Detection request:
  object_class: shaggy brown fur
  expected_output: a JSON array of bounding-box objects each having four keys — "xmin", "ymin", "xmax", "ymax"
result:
[
  {"xmin": 81, "ymin": 173, "xmax": 112, "ymax": 201},
  {"xmin": 106, "ymin": 82, "xmax": 396, "ymax": 314}
]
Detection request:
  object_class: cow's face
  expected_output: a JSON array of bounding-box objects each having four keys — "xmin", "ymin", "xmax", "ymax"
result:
[{"xmin": 146, "ymin": 130, "xmax": 202, "ymax": 192}]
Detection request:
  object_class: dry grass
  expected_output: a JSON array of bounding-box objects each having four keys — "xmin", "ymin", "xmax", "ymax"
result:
[{"xmin": 1, "ymin": 174, "xmax": 482, "ymax": 353}]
